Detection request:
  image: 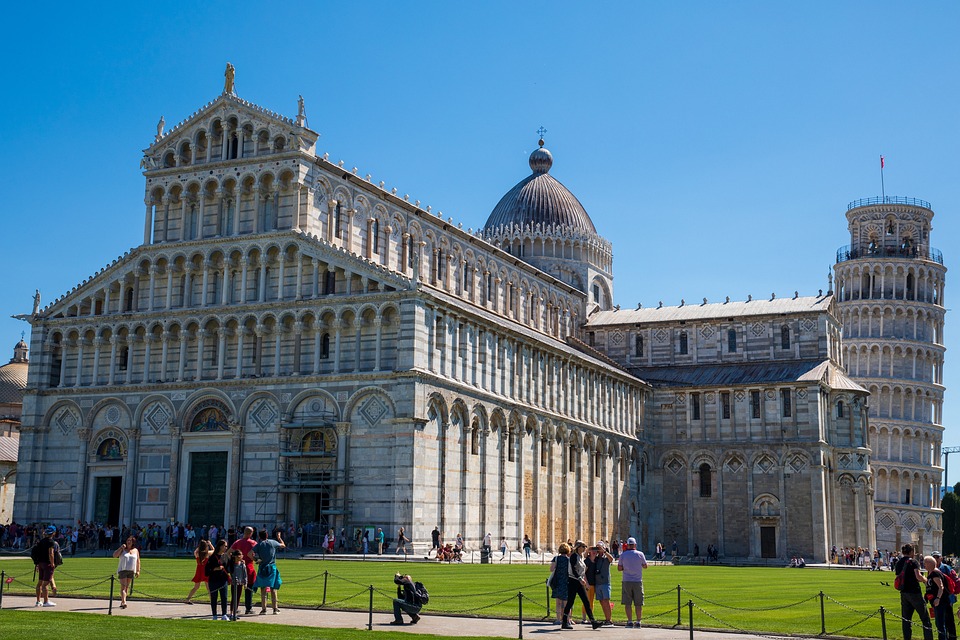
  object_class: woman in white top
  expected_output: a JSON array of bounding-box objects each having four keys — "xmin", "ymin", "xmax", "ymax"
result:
[{"xmin": 113, "ymin": 536, "xmax": 141, "ymax": 609}]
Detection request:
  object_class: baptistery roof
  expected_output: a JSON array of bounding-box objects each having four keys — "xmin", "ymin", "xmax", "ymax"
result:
[
  {"xmin": 483, "ymin": 140, "xmax": 597, "ymax": 234},
  {"xmin": 0, "ymin": 340, "xmax": 28, "ymax": 405}
]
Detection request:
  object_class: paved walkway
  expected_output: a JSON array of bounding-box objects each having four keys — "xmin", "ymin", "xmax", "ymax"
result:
[{"xmin": 1, "ymin": 593, "xmax": 798, "ymax": 639}]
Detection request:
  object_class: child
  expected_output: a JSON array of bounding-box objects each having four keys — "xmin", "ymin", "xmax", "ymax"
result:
[{"xmin": 226, "ymin": 548, "xmax": 246, "ymax": 621}]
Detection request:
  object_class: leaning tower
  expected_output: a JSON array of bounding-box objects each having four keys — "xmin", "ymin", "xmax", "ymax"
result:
[{"xmin": 834, "ymin": 196, "xmax": 947, "ymax": 554}]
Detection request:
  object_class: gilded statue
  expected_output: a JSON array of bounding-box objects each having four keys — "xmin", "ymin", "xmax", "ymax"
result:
[{"xmin": 224, "ymin": 63, "xmax": 236, "ymax": 94}]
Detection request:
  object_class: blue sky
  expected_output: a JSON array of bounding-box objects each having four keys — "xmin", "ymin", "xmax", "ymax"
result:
[{"xmin": 2, "ymin": 2, "xmax": 958, "ymax": 456}]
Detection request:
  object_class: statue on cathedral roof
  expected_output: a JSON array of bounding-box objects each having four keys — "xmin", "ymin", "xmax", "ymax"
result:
[
  {"xmin": 155, "ymin": 116, "xmax": 164, "ymax": 142},
  {"xmin": 32, "ymin": 289, "xmax": 40, "ymax": 316},
  {"xmin": 297, "ymin": 94, "xmax": 306, "ymax": 127},
  {"xmin": 224, "ymin": 63, "xmax": 236, "ymax": 95}
]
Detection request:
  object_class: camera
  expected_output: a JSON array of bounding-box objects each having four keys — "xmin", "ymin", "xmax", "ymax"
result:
[{"xmin": 394, "ymin": 573, "xmax": 404, "ymax": 585}]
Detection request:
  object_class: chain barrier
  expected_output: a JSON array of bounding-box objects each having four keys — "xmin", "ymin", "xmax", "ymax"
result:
[
  {"xmin": 644, "ymin": 586, "xmax": 677, "ymax": 600},
  {"xmin": 429, "ymin": 581, "xmax": 544, "ymax": 599},
  {"xmin": 519, "ymin": 592, "xmax": 548, "ymax": 614},
  {"xmin": 326, "ymin": 572, "xmax": 372, "ymax": 590},
  {"xmin": 319, "ymin": 587, "xmax": 374, "ymax": 607},
  {"xmin": 275, "ymin": 573, "xmax": 327, "ymax": 585},
  {"xmin": 63, "ymin": 576, "xmax": 114, "ymax": 593},
  {"xmin": 682, "ymin": 587, "xmax": 818, "ymax": 612},
  {"xmin": 138, "ymin": 569, "xmax": 183, "ymax": 581},
  {"xmin": 442, "ymin": 594, "xmax": 519, "ymax": 615},
  {"xmin": 639, "ymin": 607, "xmax": 677, "ymax": 621},
  {"xmin": 823, "ymin": 593, "xmax": 879, "ymax": 618},
  {"xmin": 54, "ymin": 570, "xmax": 112, "ymax": 581},
  {"xmin": 824, "ymin": 610, "xmax": 879, "ymax": 636},
  {"xmin": 690, "ymin": 602, "xmax": 792, "ymax": 640},
  {"xmin": 887, "ymin": 609, "xmax": 928, "ymax": 630}
]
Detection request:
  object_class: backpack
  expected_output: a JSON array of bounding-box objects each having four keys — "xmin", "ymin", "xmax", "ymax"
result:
[
  {"xmin": 413, "ymin": 581, "xmax": 429, "ymax": 605},
  {"xmin": 941, "ymin": 567, "xmax": 960, "ymax": 595},
  {"xmin": 53, "ymin": 542, "xmax": 64, "ymax": 567},
  {"xmin": 893, "ymin": 558, "xmax": 906, "ymax": 591},
  {"xmin": 31, "ymin": 541, "xmax": 46, "ymax": 565}
]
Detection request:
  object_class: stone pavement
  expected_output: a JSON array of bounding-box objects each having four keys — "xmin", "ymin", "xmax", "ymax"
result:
[{"xmin": 1, "ymin": 594, "xmax": 794, "ymax": 639}]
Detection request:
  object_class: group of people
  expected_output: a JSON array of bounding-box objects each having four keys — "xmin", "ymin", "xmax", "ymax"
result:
[
  {"xmin": 896, "ymin": 543, "xmax": 959, "ymax": 640},
  {"xmin": 185, "ymin": 527, "xmax": 286, "ymax": 620},
  {"xmin": 831, "ymin": 545, "xmax": 896, "ymax": 570},
  {"xmin": 548, "ymin": 536, "xmax": 648, "ymax": 630}
]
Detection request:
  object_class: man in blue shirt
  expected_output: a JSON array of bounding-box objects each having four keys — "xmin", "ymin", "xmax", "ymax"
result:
[{"xmin": 617, "ymin": 537, "xmax": 648, "ymax": 628}]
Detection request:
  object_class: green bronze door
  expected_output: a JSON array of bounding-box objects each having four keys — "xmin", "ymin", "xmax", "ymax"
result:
[{"xmin": 187, "ymin": 451, "xmax": 228, "ymax": 526}]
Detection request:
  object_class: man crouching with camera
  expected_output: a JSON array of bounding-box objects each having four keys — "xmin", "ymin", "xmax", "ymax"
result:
[{"xmin": 390, "ymin": 573, "xmax": 423, "ymax": 625}]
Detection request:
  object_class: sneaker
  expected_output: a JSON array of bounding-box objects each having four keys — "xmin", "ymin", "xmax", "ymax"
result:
[
  {"xmin": 561, "ymin": 622, "xmax": 574, "ymax": 630},
  {"xmin": 581, "ymin": 618, "xmax": 588, "ymax": 624},
  {"xmin": 389, "ymin": 620, "xmax": 405, "ymax": 626},
  {"xmin": 411, "ymin": 614, "xmax": 421, "ymax": 624},
  {"xmin": 42, "ymin": 602, "xmax": 56, "ymax": 607},
  {"xmin": 626, "ymin": 621, "xmax": 634, "ymax": 628},
  {"xmin": 221, "ymin": 615, "xmax": 230, "ymax": 620},
  {"xmin": 602, "ymin": 620, "xmax": 616, "ymax": 627},
  {"xmin": 35, "ymin": 601, "xmax": 42, "ymax": 607},
  {"xmin": 212, "ymin": 615, "xmax": 219, "ymax": 621},
  {"xmin": 591, "ymin": 620, "xmax": 603, "ymax": 630}
]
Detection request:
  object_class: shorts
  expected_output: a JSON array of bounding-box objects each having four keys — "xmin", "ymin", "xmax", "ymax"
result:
[
  {"xmin": 118, "ymin": 570, "xmax": 135, "ymax": 580},
  {"xmin": 37, "ymin": 563, "xmax": 55, "ymax": 582},
  {"xmin": 595, "ymin": 583, "xmax": 612, "ymax": 601},
  {"xmin": 621, "ymin": 581, "xmax": 644, "ymax": 607}
]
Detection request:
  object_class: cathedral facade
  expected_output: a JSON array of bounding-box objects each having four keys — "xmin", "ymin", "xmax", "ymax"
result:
[{"xmin": 13, "ymin": 76, "xmax": 945, "ymax": 561}]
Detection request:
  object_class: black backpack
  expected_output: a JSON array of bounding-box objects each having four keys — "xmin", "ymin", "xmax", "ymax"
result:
[
  {"xmin": 414, "ymin": 581, "xmax": 429, "ymax": 605},
  {"xmin": 31, "ymin": 541, "xmax": 46, "ymax": 565}
]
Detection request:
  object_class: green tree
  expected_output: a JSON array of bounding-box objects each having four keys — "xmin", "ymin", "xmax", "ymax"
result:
[{"xmin": 942, "ymin": 485, "xmax": 960, "ymax": 555}]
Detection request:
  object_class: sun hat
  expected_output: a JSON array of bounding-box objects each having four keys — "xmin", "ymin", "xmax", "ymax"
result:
[
  {"xmin": 45, "ymin": 525, "xmax": 56, "ymax": 535},
  {"xmin": 626, "ymin": 537, "xmax": 637, "ymax": 545}
]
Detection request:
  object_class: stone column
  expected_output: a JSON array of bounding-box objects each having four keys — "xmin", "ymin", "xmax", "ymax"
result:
[
  {"xmin": 258, "ymin": 258, "xmax": 267, "ymax": 303},
  {"xmin": 326, "ymin": 199, "xmax": 337, "ymax": 243},
  {"xmin": 107, "ymin": 336, "xmax": 118, "ymax": 385},
  {"xmin": 143, "ymin": 201, "xmax": 153, "ymax": 244},
  {"xmin": 177, "ymin": 333, "xmax": 187, "ymax": 381},
  {"xmin": 91, "ymin": 337, "xmax": 102, "ymax": 386},
  {"xmin": 200, "ymin": 261, "xmax": 211, "ymax": 307},
  {"xmin": 125, "ymin": 427, "xmax": 141, "ymax": 524},
  {"xmin": 74, "ymin": 339, "xmax": 85, "ymax": 387},
  {"xmin": 240, "ymin": 258, "xmax": 249, "ymax": 304},
  {"xmin": 142, "ymin": 335, "xmax": 152, "ymax": 383},
  {"xmin": 125, "ymin": 337, "xmax": 136, "ymax": 385},
  {"xmin": 196, "ymin": 330, "xmax": 207, "ymax": 380},
  {"xmin": 235, "ymin": 328, "xmax": 245, "ymax": 379},
  {"xmin": 167, "ymin": 424, "xmax": 182, "ymax": 521},
  {"xmin": 159, "ymin": 332, "xmax": 170, "ymax": 382},
  {"xmin": 294, "ymin": 250, "xmax": 303, "ymax": 300},
  {"xmin": 373, "ymin": 319, "xmax": 383, "ymax": 371},
  {"xmin": 230, "ymin": 421, "xmax": 243, "ymax": 525},
  {"xmin": 58, "ymin": 341, "xmax": 69, "ymax": 387},
  {"xmin": 273, "ymin": 327, "xmax": 283, "ymax": 377},
  {"xmin": 217, "ymin": 328, "xmax": 227, "ymax": 380},
  {"xmin": 312, "ymin": 258, "xmax": 320, "ymax": 298},
  {"xmin": 333, "ymin": 326, "xmax": 342, "ymax": 374},
  {"xmin": 292, "ymin": 322, "xmax": 303, "ymax": 375},
  {"xmin": 165, "ymin": 267, "xmax": 174, "ymax": 309},
  {"xmin": 313, "ymin": 326, "xmax": 323, "ymax": 374}
]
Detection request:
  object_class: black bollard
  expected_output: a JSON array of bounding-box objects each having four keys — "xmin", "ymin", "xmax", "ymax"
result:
[
  {"xmin": 880, "ymin": 606, "xmax": 888, "ymax": 640},
  {"xmin": 108, "ymin": 575, "xmax": 115, "ymax": 615},
  {"xmin": 518, "ymin": 591, "xmax": 523, "ymax": 640},
  {"xmin": 688, "ymin": 599, "xmax": 694, "ymax": 640},
  {"xmin": 677, "ymin": 584, "xmax": 682, "ymax": 626},
  {"xmin": 322, "ymin": 571, "xmax": 328, "ymax": 606},
  {"xmin": 819, "ymin": 590, "xmax": 826, "ymax": 635},
  {"xmin": 367, "ymin": 584, "xmax": 373, "ymax": 631},
  {"xmin": 546, "ymin": 584, "xmax": 551, "ymax": 619},
  {"xmin": 0, "ymin": 570, "xmax": 4, "ymax": 609}
]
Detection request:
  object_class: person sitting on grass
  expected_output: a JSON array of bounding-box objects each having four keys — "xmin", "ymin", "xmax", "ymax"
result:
[{"xmin": 390, "ymin": 573, "xmax": 423, "ymax": 625}]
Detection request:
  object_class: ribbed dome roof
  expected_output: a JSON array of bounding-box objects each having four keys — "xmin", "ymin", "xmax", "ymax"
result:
[
  {"xmin": 0, "ymin": 361, "xmax": 27, "ymax": 404},
  {"xmin": 483, "ymin": 140, "xmax": 597, "ymax": 234}
]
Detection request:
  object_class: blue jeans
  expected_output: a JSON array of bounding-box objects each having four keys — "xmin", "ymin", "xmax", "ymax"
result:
[{"xmin": 393, "ymin": 599, "xmax": 421, "ymax": 622}]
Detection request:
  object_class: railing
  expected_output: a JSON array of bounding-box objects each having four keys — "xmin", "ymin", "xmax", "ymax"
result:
[
  {"xmin": 847, "ymin": 196, "xmax": 932, "ymax": 210},
  {"xmin": 836, "ymin": 244, "xmax": 944, "ymax": 265}
]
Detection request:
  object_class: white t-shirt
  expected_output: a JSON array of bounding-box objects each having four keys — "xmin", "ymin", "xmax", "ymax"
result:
[{"xmin": 117, "ymin": 548, "xmax": 139, "ymax": 573}]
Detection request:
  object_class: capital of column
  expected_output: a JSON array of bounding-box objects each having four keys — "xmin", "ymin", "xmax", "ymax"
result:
[
  {"xmin": 335, "ymin": 422, "xmax": 351, "ymax": 436},
  {"xmin": 76, "ymin": 427, "xmax": 92, "ymax": 442}
]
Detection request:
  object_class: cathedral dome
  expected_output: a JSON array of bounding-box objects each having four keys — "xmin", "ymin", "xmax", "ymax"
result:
[
  {"xmin": 0, "ymin": 340, "xmax": 28, "ymax": 405},
  {"xmin": 483, "ymin": 140, "xmax": 597, "ymax": 234}
]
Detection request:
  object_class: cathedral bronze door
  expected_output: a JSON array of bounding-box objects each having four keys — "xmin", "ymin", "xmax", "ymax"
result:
[
  {"xmin": 188, "ymin": 452, "xmax": 228, "ymax": 526},
  {"xmin": 93, "ymin": 476, "xmax": 122, "ymax": 525},
  {"xmin": 760, "ymin": 526, "xmax": 776, "ymax": 558}
]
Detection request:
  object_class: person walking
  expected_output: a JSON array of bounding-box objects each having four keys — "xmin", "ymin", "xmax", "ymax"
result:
[
  {"xmin": 431, "ymin": 527, "xmax": 441, "ymax": 558},
  {"xmin": 396, "ymin": 527, "xmax": 409, "ymax": 555},
  {"xmin": 500, "ymin": 536, "xmax": 508, "ymax": 559},
  {"xmin": 561, "ymin": 541, "xmax": 602, "ymax": 630},
  {"xmin": 895, "ymin": 544, "xmax": 934, "ymax": 640},
  {"xmin": 205, "ymin": 539, "xmax": 230, "ymax": 620},
  {"xmin": 253, "ymin": 528, "xmax": 285, "ymax": 614},
  {"xmin": 230, "ymin": 526, "xmax": 258, "ymax": 615},
  {"xmin": 112, "ymin": 535, "xmax": 140, "ymax": 609},
  {"xmin": 32, "ymin": 525, "xmax": 58, "ymax": 607},
  {"xmin": 389, "ymin": 573, "xmax": 424, "ymax": 625},
  {"xmin": 549, "ymin": 543, "xmax": 571, "ymax": 624},
  {"xmin": 617, "ymin": 537, "xmax": 649, "ymax": 628},
  {"xmin": 186, "ymin": 538, "xmax": 213, "ymax": 604}
]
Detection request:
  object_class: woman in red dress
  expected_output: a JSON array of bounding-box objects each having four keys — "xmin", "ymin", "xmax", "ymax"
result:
[{"xmin": 185, "ymin": 538, "xmax": 214, "ymax": 604}]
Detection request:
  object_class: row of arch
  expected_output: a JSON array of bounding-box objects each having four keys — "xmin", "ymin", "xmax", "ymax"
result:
[
  {"xmin": 43, "ymin": 304, "xmax": 401, "ymax": 388},
  {"xmin": 859, "ymin": 382, "xmax": 942, "ymax": 425},
  {"xmin": 837, "ymin": 305, "xmax": 943, "ymax": 344},
  {"xmin": 157, "ymin": 113, "xmax": 292, "ymax": 169},
  {"xmin": 835, "ymin": 262, "xmax": 945, "ymax": 306},
  {"xmin": 872, "ymin": 468, "xmax": 939, "ymax": 509},
  {"xmin": 841, "ymin": 344, "xmax": 944, "ymax": 385},
  {"xmin": 869, "ymin": 424, "xmax": 940, "ymax": 467}
]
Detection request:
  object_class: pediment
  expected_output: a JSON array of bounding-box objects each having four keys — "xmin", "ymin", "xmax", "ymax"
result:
[{"xmin": 142, "ymin": 93, "xmax": 319, "ymax": 170}]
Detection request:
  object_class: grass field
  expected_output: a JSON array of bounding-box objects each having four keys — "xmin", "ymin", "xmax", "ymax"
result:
[
  {"xmin": 0, "ymin": 556, "xmax": 912, "ymax": 638},
  {"xmin": 1, "ymin": 609, "xmax": 488, "ymax": 640}
]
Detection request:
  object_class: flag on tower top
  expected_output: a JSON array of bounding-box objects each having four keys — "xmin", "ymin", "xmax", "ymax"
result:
[{"xmin": 880, "ymin": 155, "xmax": 885, "ymax": 169}]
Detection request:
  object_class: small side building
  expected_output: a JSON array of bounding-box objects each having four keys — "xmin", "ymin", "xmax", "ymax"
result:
[{"xmin": 0, "ymin": 339, "xmax": 28, "ymax": 523}]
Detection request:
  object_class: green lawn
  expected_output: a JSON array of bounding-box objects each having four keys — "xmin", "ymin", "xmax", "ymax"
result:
[
  {"xmin": 0, "ymin": 557, "xmax": 911, "ymax": 638},
  {"xmin": 0, "ymin": 609, "xmax": 491, "ymax": 640}
]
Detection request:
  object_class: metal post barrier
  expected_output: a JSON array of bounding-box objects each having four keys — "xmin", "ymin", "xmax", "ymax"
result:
[
  {"xmin": 322, "ymin": 571, "xmax": 328, "ymax": 606},
  {"xmin": 687, "ymin": 599, "xmax": 694, "ymax": 640},
  {"xmin": 819, "ymin": 590, "xmax": 826, "ymax": 635},
  {"xmin": 546, "ymin": 584, "xmax": 551, "ymax": 618},
  {"xmin": 677, "ymin": 585, "xmax": 682, "ymax": 626},
  {"xmin": 108, "ymin": 575, "xmax": 115, "ymax": 615},
  {"xmin": 518, "ymin": 591, "xmax": 524, "ymax": 640},
  {"xmin": 367, "ymin": 584, "xmax": 373, "ymax": 631},
  {"xmin": 880, "ymin": 606, "xmax": 888, "ymax": 640},
  {"xmin": 0, "ymin": 570, "xmax": 4, "ymax": 609}
]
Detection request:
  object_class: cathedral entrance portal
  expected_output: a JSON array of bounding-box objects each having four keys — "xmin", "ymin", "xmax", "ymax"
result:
[
  {"xmin": 760, "ymin": 526, "xmax": 777, "ymax": 558},
  {"xmin": 188, "ymin": 451, "xmax": 228, "ymax": 526},
  {"xmin": 93, "ymin": 476, "xmax": 122, "ymax": 525}
]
